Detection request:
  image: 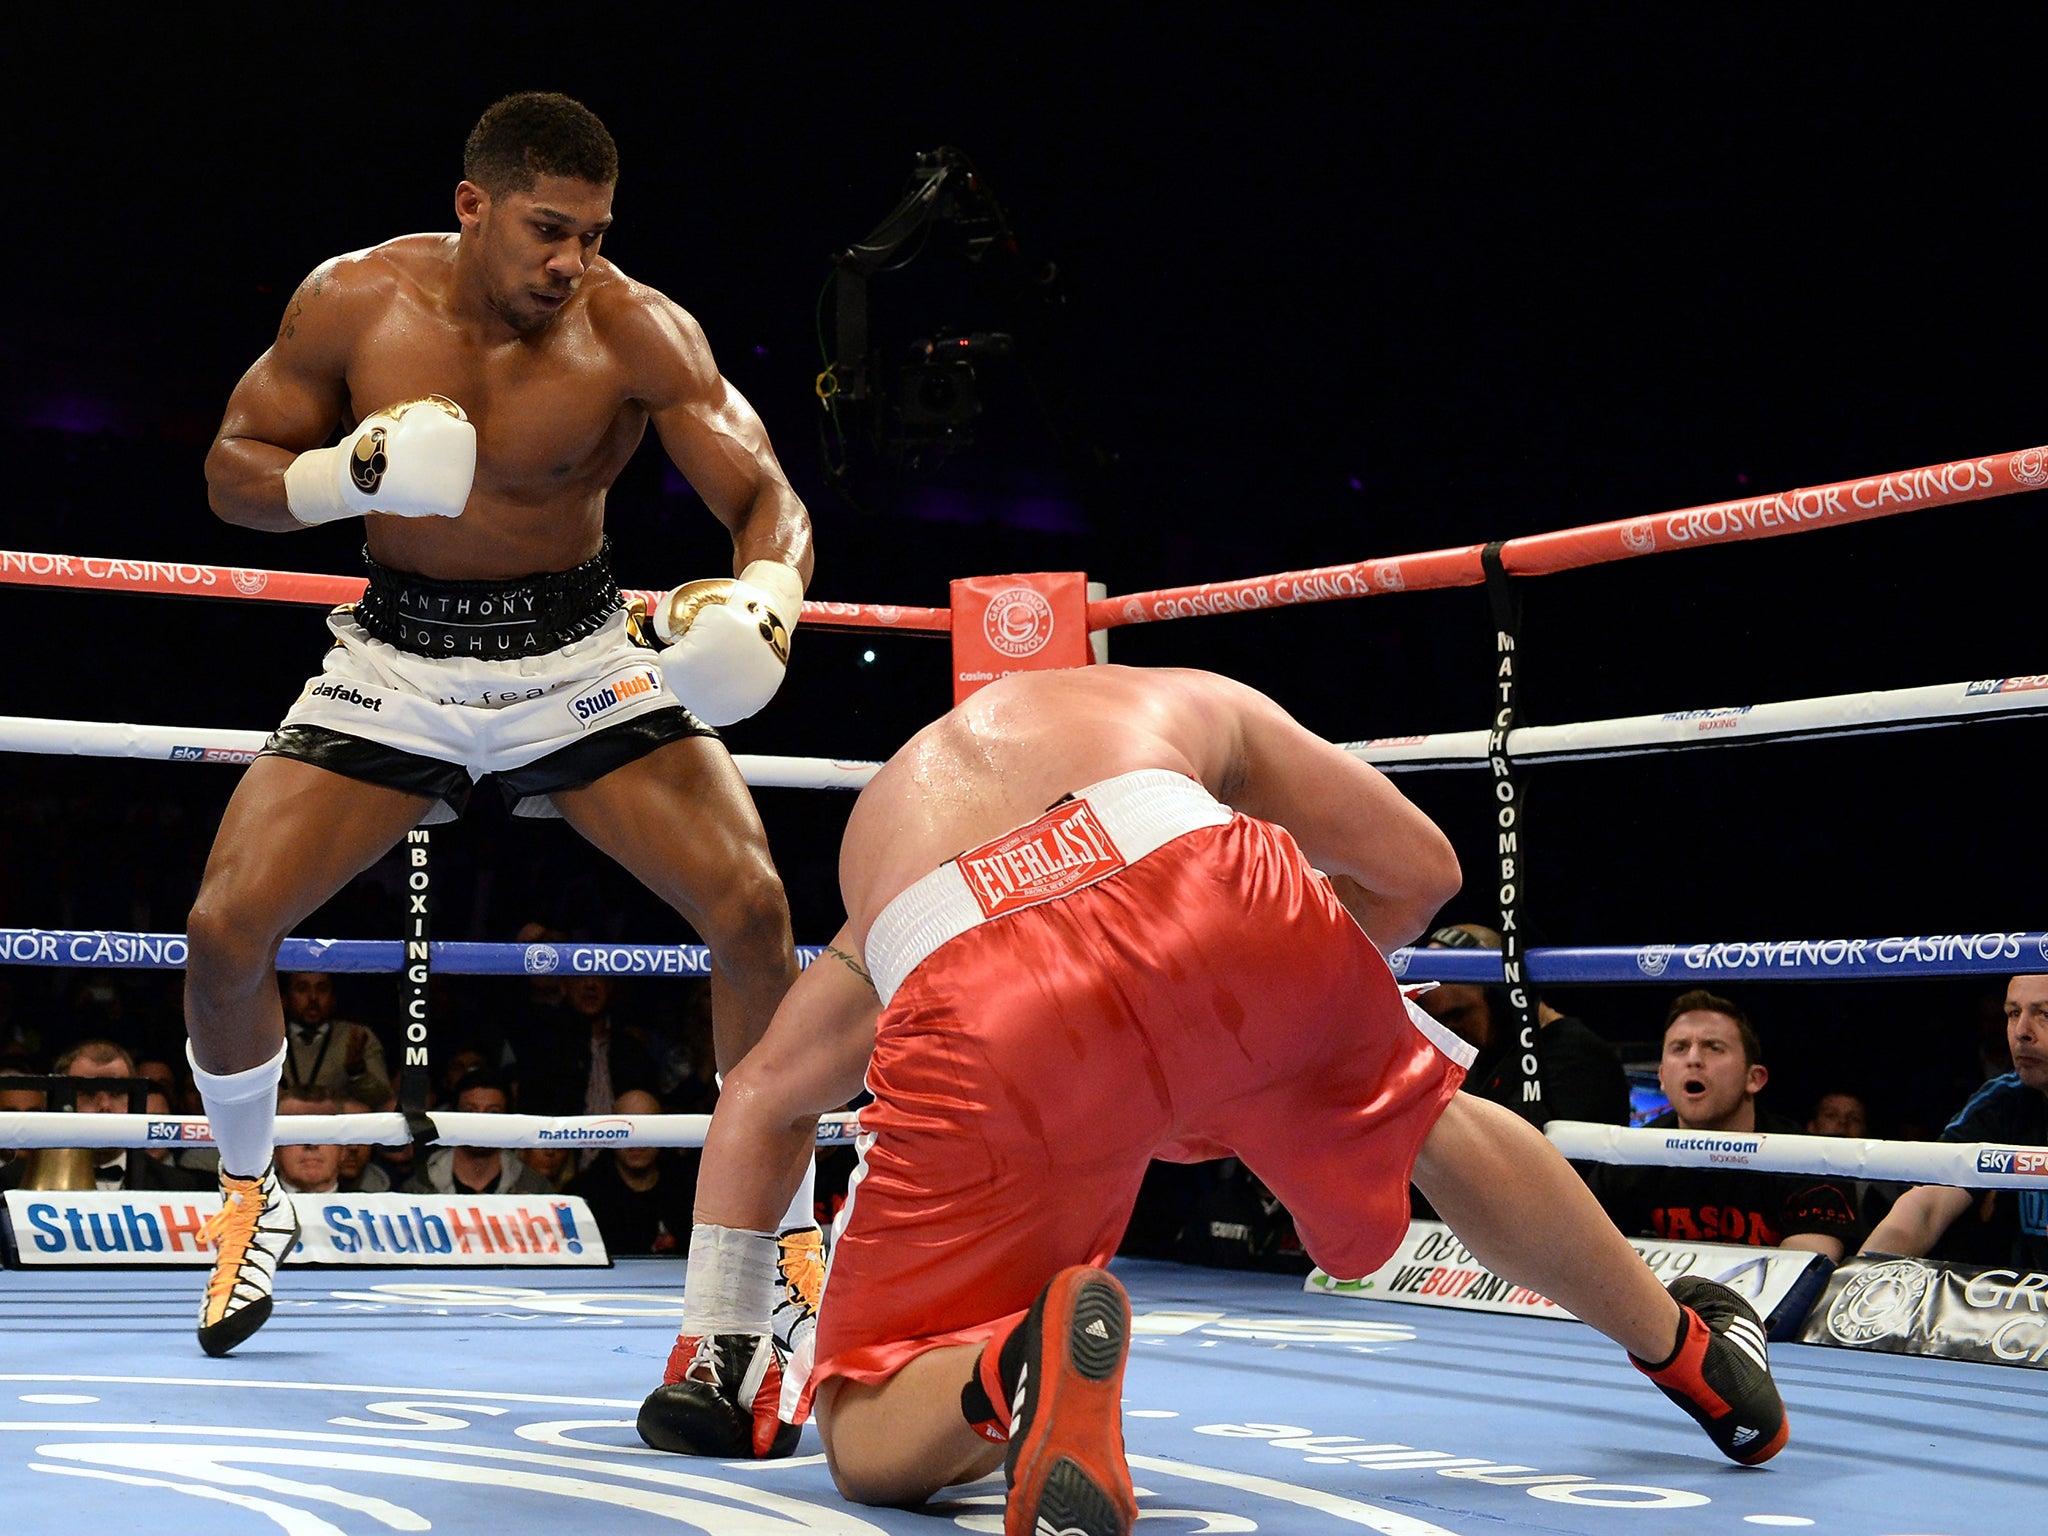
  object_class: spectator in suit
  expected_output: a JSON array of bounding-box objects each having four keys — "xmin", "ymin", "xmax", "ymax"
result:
[
  {"xmin": 281, "ymin": 972, "xmax": 393, "ymax": 1106},
  {"xmin": 0, "ymin": 1039, "xmax": 209, "ymax": 1192}
]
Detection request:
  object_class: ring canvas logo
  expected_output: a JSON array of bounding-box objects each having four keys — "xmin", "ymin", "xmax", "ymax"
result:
[{"xmin": 982, "ymin": 586, "xmax": 1057, "ymax": 657}]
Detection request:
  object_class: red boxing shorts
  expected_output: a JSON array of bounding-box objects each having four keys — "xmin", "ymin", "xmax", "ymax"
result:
[{"xmin": 806, "ymin": 769, "xmax": 1473, "ymax": 1413}]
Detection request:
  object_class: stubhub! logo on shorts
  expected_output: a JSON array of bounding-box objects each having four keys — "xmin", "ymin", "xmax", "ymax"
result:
[{"xmin": 568, "ymin": 666, "xmax": 662, "ymax": 729}]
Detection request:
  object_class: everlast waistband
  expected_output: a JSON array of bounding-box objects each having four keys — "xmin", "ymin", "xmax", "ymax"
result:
[
  {"xmin": 862, "ymin": 769, "xmax": 1236, "ymax": 1006},
  {"xmin": 352, "ymin": 540, "xmax": 624, "ymax": 659}
]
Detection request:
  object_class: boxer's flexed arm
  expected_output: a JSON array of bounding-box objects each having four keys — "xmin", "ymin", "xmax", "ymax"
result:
[
  {"xmin": 207, "ymin": 255, "xmax": 476, "ymax": 533},
  {"xmin": 629, "ymin": 292, "xmax": 813, "ymax": 585},
  {"xmin": 626, "ymin": 291, "xmax": 815, "ymax": 724},
  {"xmin": 1193, "ymin": 672, "xmax": 1461, "ymax": 952},
  {"xmin": 206, "ymin": 259, "xmax": 360, "ymax": 531}
]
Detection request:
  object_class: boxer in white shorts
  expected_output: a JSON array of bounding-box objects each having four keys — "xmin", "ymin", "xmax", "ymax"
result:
[{"xmin": 186, "ymin": 91, "xmax": 822, "ymax": 1357}]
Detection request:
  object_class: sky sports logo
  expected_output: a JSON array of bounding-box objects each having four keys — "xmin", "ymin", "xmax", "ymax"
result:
[
  {"xmin": 1966, "ymin": 677, "xmax": 2048, "ymax": 697},
  {"xmin": 1976, "ymin": 1148, "xmax": 2048, "ymax": 1176},
  {"xmin": 171, "ymin": 745, "xmax": 259, "ymax": 764},
  {"xmin": 569, "ymin": 667, "xmax": 661, "ymax": 726},
  {"xmin": 146, "ymin": 1120, "xmax": 212, "ymax": 1142}
]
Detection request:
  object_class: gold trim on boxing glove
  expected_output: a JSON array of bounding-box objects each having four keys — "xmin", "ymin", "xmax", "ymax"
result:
[
  {"xmin": 659, "ymin": 579, "xmax": 739, "ymax": 642},
  {"xmin": 384, "ymin": 395, "xmax": 470, "ymax": 422}
]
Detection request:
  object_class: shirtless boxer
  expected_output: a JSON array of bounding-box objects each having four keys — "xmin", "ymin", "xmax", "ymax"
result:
[
  {"xmin": 190, "ymin": 92, "xmax": 817, "ymax": 1355},
  {"xmin": 637, "ymin": 666, "xmax": 1789, "ymax": 1536}
]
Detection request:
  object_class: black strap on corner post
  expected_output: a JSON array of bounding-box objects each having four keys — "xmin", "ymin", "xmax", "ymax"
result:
[
  {"xmin": 398, "ymin": 827, "xmax": 437, "ymax": 1152},
  {"xmin": 1480, "ymin": 541, "xmax": 1544, "ymax": 1125}
]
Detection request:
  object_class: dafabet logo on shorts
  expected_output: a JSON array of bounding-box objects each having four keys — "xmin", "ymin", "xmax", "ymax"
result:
[{"xmin": 957, "ymin": 799, "xmax": 1127, "ymax": 919}]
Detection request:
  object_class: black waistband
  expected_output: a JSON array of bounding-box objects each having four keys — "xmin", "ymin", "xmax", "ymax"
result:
[{"xmin": 353, "ymin": 541, "xmax": 624, "ymax": 658}]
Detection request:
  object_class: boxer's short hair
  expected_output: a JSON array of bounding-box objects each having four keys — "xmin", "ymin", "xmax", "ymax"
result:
[{"xmin": 465, "ymin": 92, "xmax": 618, "ymax": 195}]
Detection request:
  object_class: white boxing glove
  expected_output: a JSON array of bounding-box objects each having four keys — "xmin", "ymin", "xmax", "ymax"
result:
[
  {"xmin": 651, "ymin": 559, "xmax": 804, "ymax": 727},
  {"xmin": 283, "ymin": 395, "xmax": 477, "ymax": 526}
]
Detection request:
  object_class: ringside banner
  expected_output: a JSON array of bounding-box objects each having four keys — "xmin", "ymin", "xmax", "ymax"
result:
[
  {"xmin": 1307, "ymin": 1219, "xmax": 1823, "ymax": 1331},
  {"xmin": 1796, "ymin": 1252, "xmax": 2048, "ymax": 1369},
  {"xmin": 3, "ymin": 1190, "xmax": 607, "ymax": 1268}
]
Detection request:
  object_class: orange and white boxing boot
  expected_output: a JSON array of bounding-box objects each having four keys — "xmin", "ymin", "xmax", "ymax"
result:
[{"xmin": 196, "ymin": 1163, "xmax": 301, "ymax": 1357}]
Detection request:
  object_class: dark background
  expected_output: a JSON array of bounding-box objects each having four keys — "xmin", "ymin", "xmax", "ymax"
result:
[{"xmin": 1, "ymin": 9, "xmax": 2040, "ymax": 1131}]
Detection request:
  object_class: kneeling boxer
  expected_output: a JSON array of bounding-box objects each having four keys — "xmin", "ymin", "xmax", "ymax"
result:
[
  {"xmin": 188, "ymin": 90, "xmax": 820, "ymax": 1356},
  {"xmin": 640, "ymin": 665, "xmax": 1790, "ymax": 1536}
]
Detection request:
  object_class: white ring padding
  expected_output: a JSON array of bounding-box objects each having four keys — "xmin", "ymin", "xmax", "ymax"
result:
[
  {"xmin": 0, "ymin": 1110, "xmax": 859, "ymax": 1151},
  {"xmin": 1546, "ymin": 1119, "xmax": 2048, "ymax": 1189},
  {"xmin": 0, "ymin": 716, "xmax": 880, "ymax": 791},
  {"xmin": 1345, "ymin": 675, "xmax": 2048, "ymax": 770},
  {"xmin": 9, "ymin": 674, "xmax": 2045, "ymax": 785}
]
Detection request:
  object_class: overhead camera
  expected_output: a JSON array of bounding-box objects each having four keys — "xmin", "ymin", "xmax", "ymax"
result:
[{"xmin": 895, "ymin": 331, "xmax": 1014, "ymax": 439}]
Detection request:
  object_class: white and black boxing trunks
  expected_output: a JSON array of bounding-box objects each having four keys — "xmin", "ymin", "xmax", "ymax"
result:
[{"xmin": 263, "ymin": 541, "xmax": 713, "ymax": 821}]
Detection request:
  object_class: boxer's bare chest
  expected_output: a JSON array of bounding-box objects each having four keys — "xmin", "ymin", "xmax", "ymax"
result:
[{"xmin": 346, "ymin": 294, "xmax": 644, "ymax": 502}]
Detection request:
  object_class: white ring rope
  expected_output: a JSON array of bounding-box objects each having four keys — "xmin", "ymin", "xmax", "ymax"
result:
[
  {"xmin": 1542, "ymin": 1120, "xmax": 2042, "ymax": 1189},
  {"xmin": 3, "ymin": 1112, "xmax": 2034, "ymax": 1192},
  {"xmin": 0, "ymin": 1110, "xmax": 860, "ymax": 1152},
  {"xmin": 1347, "ymin": 674, "xmax": 2048, "ymax": 770},
  {"xmin": 6, "ymin": 672, "xmax": 2043, "ymax": 784},
  {"xmin": 0, "ymin": 716, "xmax": 880, "ymax": 791}
]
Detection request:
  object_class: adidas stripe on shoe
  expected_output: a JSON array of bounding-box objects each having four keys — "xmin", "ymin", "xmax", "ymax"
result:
[
  {"xmin": 1001, "ymin": 1266, "xmax": 1136, "ymax": 1536},
  {"xmin": 1633, "ymin": 1276, "xmax": 1789, "ymax": 1465}
]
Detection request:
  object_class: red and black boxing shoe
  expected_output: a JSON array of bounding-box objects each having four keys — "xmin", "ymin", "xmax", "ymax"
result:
[
  {"xmin": 638, "ymin": 1332, "xmax": 800, "ymax": 1459},
  {"xmin": 1001, "ymin": 1266, "xmax": 1138, "ymax": 1536},
  {"xmin": 1632, "ymin": 1276, "xmax": 1789, "ymax": 1465}
]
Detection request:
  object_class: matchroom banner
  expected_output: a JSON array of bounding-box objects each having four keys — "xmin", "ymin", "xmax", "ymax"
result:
[
  {"xmin": 3, "ymin": 1190, "xmax": 608, "ymax": 1268},
  {"xmin": 1797, "ymin": 1253, "xmax": 2048, "ymax": 1369}
]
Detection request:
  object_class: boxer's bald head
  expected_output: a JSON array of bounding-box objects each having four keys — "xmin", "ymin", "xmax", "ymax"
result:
[{"xmin": 465, "ymin": 92, "xmax": 618, "ymax": 196}]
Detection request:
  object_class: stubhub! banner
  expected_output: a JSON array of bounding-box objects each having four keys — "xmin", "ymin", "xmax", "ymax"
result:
[
  {"xmin": 1306, "ymin": 1219, "xmax": 1824, "ymax": 1333},
  {"xmin": 2, "ymin": 1190, "xmax": 608, "ymax": 1267}
]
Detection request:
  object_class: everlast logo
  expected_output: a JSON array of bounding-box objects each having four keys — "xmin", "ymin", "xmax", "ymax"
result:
[
  {"xmin": 350, "ymin": 428, "xmax": 389, "ymax": 494},
  {"xmin": 957, "ymin": 800, "xmax": 1126, "ymax": 919}
]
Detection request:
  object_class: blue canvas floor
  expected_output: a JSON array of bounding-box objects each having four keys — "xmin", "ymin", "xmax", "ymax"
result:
[{"xmin": 0, "ymin": 1257, "xmax": 2029, "ymax": 1534}]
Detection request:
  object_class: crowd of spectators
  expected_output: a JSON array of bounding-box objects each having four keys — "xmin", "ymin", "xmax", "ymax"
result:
[
  {"xmin": 0, "ymin": 956, "xmax": 734, "ymax": 1255},
  {"xmin": 4, "ymin": 937, "xmax": 2043, "ymax": 1280}
]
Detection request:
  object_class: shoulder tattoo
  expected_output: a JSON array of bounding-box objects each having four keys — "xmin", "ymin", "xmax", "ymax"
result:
[
  {"xmin": 825, "ymin": 945, "xmax": 877, "ymax": 992},
  {"xmin": 279, "ymin": 269, "xmax": 326, "ymax": 343}
]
